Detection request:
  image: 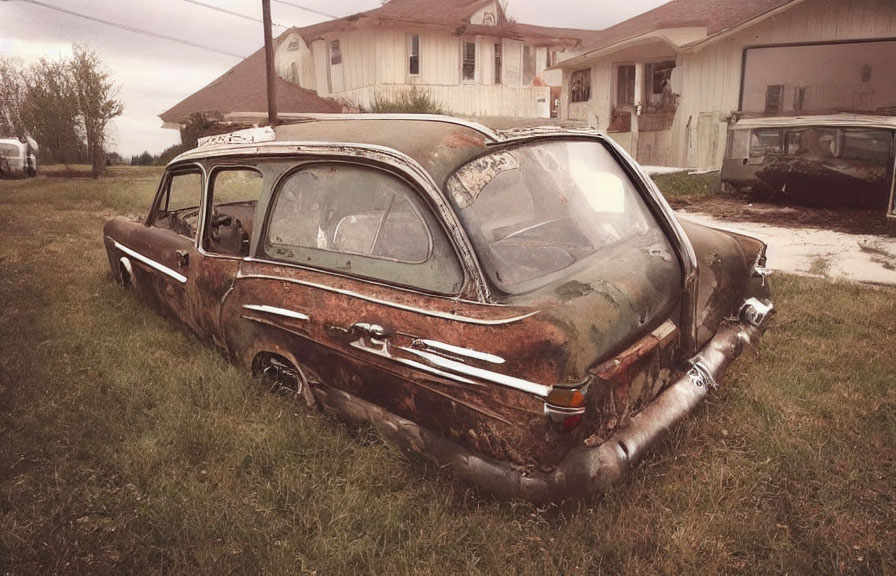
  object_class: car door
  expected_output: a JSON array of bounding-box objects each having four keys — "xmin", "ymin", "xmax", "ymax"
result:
[
  {"xmin": 221, "ymin": 159, "xmax": 548, "ymax": 444},
  {"xmin": 190, "ymin": 164, "xmax": 265, "ymax": 346},
  {"xmin": 117, "ymin": 165, "xmax": 205, "ymax": 334}
]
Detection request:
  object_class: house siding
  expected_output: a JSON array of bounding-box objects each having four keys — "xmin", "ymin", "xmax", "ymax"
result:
[
  {"xmin": 676, "ymin": 0, "xmax": 896, "ymax": 169},
  {"xmin": 294, "ymin": 27, "xmax": 554, "ymax": 116},
  {"xmin": 561, "ymin": 0, "xmax": 896, "ymax": 169}
]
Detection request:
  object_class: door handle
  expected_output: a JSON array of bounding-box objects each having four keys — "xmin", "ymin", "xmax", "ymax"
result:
[
  {"xmin": 327, "ymin": 321, "xmax": 390, "ymax": 338},
  {"xmin": 351, "ymin": 322, "xmax": 388, "ymax": 339},
  {"xmin": 175, "ymin": 249, "xmax": 189, "ymax": 268}
]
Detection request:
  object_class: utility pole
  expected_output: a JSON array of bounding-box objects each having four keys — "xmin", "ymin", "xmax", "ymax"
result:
[{"xmin": 262, "ymin": 0, "xmax": 278, "ymax": 126}]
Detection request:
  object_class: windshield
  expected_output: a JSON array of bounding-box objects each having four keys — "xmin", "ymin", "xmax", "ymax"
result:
[{"xmin": 447, "ymin": 139, "xmax": 667, "ymax": 291}]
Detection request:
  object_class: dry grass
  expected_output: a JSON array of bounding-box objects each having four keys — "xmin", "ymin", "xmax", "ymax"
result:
[{"xmin": 1, "ymin": 167, "xmax": 894, "ymax": 574}]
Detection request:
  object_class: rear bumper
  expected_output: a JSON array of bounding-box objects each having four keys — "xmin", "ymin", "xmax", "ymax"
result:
[{"xmin": 313, "ymin": 297, "xmax": 773, "ymax": 502}]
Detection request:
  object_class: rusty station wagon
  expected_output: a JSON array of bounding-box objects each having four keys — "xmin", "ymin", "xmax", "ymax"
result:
[{"xmin": 103, "ymin": 115, "xmax": 773, "ymax": 501}]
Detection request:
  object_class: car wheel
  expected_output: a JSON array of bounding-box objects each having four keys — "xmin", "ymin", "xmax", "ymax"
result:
[{"xmin": 252, "ymin": 353, "xmax": 316, "ymax": 407}]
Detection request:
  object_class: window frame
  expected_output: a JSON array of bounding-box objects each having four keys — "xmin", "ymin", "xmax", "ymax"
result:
[
  {"xmin": 329, "ymin": 39, "xmax": 342, "ymax": 66},
  {"xmin": 462, "ymin": 40, "xmax": 477, "ymax": 82},
  {"xmin": 615, "ymin": 63, "xmax": 636, "ymax": 107},
  {"xmin": 147, "ymin": 166, "xmax": 205, "ymax": 240},
  {"xmin": 494, "ymin": 42, "xmax": 502, "ymax": 85},
  {"xmin": 261, "ymin": 160, "xmax": 465, "ymax": 295},
  {"xmin": 408, "ymin": 33, "xmax": 421, "ymax": 76},
  {"xmin": 569, "ymin": 68, "xmax": 591, "ymax": 103},
  {"xmin": 201, "ymin": 165, "xmax": 264, "ymax": 257}
]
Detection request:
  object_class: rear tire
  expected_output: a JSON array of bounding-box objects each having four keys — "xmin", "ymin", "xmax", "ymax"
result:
[{"xmin": 252, "ymin": 353, "xmax": 316, "ymax": 407}]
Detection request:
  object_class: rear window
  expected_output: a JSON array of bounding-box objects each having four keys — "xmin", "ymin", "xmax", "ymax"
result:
[{"xmin": 447, "ymin": 139, "xmax": 671, "ymax": 291}]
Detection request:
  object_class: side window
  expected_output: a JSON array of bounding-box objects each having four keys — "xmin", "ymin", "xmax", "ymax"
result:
[
  {"xmin": 265, "ymin": 163, "xmax": 463, "ymax": 294},
  {"xmin": 152, "ymin": 170, "xmax": 203, "ymax": 239},
  {"xmin": 204, "ymin": 168, "xmax": 263, "ymax": 256}
]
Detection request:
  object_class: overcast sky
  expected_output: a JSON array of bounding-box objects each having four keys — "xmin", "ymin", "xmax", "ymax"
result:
[{"xmin": 0, "ymin": 0, "xmax": 670, "ymax": 157}]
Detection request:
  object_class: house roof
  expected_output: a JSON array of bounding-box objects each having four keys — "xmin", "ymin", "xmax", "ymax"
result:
[
  {"xmin": 294, "ymin": 0, "xmax": 593, "ymax": 46},
  {"xmin": 578, "ymin": 0, "xmax": 800, "ymax": 52},
  {"xmin": 159, "ymin": 46, "xmax": 342, "ymax": 127}
]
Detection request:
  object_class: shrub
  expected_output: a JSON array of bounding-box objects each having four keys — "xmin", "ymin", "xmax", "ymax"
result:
[{"xmin": 366, "ymin": 87, "xmax": 447, "ymax": 115}]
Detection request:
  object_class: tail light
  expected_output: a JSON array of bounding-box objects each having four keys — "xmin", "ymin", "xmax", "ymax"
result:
[{"xmin": 544, "ymin": 377, "xmax": 591, "ymax": 431}]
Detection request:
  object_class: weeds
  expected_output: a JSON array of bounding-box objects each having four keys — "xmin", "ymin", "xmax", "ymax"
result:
[
  {"xmin": 365, "ymin": 87, "xmax": 447, "ymax": 115},
  {"xmin": 1, "ymin": 169, "xmax": 894, "ymax": 574}
]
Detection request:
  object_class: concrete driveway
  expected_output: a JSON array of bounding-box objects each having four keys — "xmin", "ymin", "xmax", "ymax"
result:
[{"xmin": 678, "ymin": 211, "xmax": 896, "ymax": 286}]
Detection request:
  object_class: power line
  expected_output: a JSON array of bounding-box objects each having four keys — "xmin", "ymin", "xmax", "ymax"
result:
[
  {"xmin": 178, "ymin": 0, "xmax": 289, "ymax": 29},
  {"xmin": 272, "ymin": 0, "xmax": 337, "ymax": 20},
  {"xmin": 14, "ymin": 0, "xmax": 247, "ymax": 59}
]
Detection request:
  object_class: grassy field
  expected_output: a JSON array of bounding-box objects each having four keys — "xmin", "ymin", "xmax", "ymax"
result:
[{"xmin": 1, "ymin": 168, "xmax": 894, "ymax": 575}]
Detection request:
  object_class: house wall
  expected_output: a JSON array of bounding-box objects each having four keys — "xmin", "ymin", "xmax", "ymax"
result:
[
  {"xmin": 336, "ymin": 83, "xmax": 551, "ymax": 117},
  {"xmin": 294, "ymin": 27, "xmax": 555, "ymax": 117},
  {"xmin": 676, "ymin": 0, "xmax": 896, "ymax": 168},
  {"xmin": 275, "ymin": 32, "xmax": 315, "ymax": 91},
  {"xmin": 561, "ymin": 0, "xmax": 896, "ymax": 169}
]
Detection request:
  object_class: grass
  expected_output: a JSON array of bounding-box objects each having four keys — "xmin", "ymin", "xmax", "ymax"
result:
[
  {"xmin": 1, "ymin": 167, "xmax": 895, "ymax": 574},
  {"xmin": 652, "ymin": 171, "xmax": 719, "ymax": 202}
]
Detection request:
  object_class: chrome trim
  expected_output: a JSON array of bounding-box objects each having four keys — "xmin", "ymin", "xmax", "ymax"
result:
[
  {"xmin": 348, "ymin": 340, "xmax": 479, "ymax": 386},
  {"xmin": 236, "ymin": 272, "xmax": 539, "ymax": 326},
  {"xmin": 686, "ymin": 361, "xmax": 716, "ymax": 389},
  {"xmin": 752, "ymin": 266, "xmax": 771, "ymax": 286},
  {"xmin": 415, "ymin": 339, "xmax": 505, "ymax": 365},
  {"xmin": 242, "ymin": 304, "xmax": 310, "ymax": 321},
  {"xmin": 739, "ymin": 297, "xmax": 774, "ymax": 329},
  {"xmin": 398, "ymin": 346, "xmax": 551, "ymax": 397},
  {"xmin": 395, "ymin": 358, "xmax": 479, "ymax": 386},
  {"xmin": 112, "ymin": 240, "xmax": 187, "ymax": 284}
]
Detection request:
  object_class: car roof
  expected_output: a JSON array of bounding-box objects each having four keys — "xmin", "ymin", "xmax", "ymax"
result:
[
  {"xmin": 171, "ymin": 114, "xmax": 601, "ymax": 187},
  {"xmin": 730, "ymin": 113, "xmax": 896, "ymax": 131}
]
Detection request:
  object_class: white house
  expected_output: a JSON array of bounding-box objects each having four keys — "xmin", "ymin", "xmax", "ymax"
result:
[
  {"xmin": 276, "ymin": 0, "xmax": 592, "ymax": 118},
  {"xmin": 161, "ymin": 0, "xmax": 594, "ymax": 129},
  {"xmin": 553, "ymin": 0, "xmax": 896, "ymax": 169}
]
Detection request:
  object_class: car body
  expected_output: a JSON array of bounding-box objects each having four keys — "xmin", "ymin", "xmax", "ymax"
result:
[
  {"xmin": 0, "ymin": 136, "xmax": 38, "ymax": 178},
  {"xmin": 103, "ymin": 114, "xmax": 773, "ymax": 501},
  {"xmin": 720, "ymin": 113, "xmax": 896, "ymax": 215}
]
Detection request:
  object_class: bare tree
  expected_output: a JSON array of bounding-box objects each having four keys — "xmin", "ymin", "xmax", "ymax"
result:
[
  {"xmin": 69, "ymin": 45, "xmax": 123, "ymax": 178},
  {"xmin": 0, "ymin": 56, "xmax": 27, "ymax": 137}
]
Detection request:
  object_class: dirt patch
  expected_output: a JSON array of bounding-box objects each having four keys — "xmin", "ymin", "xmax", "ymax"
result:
[{"xmin": 669, "ymin": 194, "xmax": 896, "ymax": 238}]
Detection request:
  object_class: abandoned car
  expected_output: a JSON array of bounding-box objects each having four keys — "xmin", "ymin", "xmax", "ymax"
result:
[
  {"xmin": 103, "ymin": 115, "xmax": 773, "ymax": 501},
  {"xmin": 0, "ymin": 136, "xmax": 38, "ymax": 178},
  {"xmin": 720, "ymin": 113, "xmax": 896, "ymax": 214}
]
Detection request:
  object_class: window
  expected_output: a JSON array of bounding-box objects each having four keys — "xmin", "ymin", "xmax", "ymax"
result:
[
  {"xmin": 448, "ymin": 140, "xmax": 670, "ymax": 291},
  {"xmin": 152, "ymin": 170, "xmax": 203, "ymax": 238},
  {"xmin": 793, "ymin": 86, "xmax": 806, "ymax": 111},
  {"xmin": 408, "ymin": 34, "xmax": 420, "ymax": 76},
  {"xmin": 522, "ymin": 45, "xmax": 536, "ymax": 85},
  {"xmin": 570, "ymin": 69, "xmax": 591, "ymax": 103},
  {"xmin": 462, "ymin": 41, "xmax": 476, "ymax": 81},
  {"xmin": 494, "ymin": 42, "xmax": 502, "ymax": 84},
  {"xmin": 265, "ymin": 164, "xmax": 462, "ymax": 293},
  {"xmin": 765, "ymin": 85, "xmax": 784, "ymax": 114},
  {"xmin": 329, "ymin": 40, "xmax": 342, "ymax": 65},
  {"xmin": 204, "ymin": 168, "xmax": 263, "ymax": 256},
  {"xmin": 749, "ymin": 128, "xmax": 783, "ymax": 160},
  {"xmin": 645, "ymin": 61, "xmax": 674, "ymax": 96},
  {"xmin": 616, "ymin": 65, "xmax": 635, "ymax": 106}
]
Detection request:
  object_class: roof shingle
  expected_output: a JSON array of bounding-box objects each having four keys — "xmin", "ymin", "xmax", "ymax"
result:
[
  {"xmin": 159, "ymin": 47, "xmax": 342, "ymax": 125},
  {"xmin": 580, "ymin": 0, "xmax": 799, "ymax": 51}
]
